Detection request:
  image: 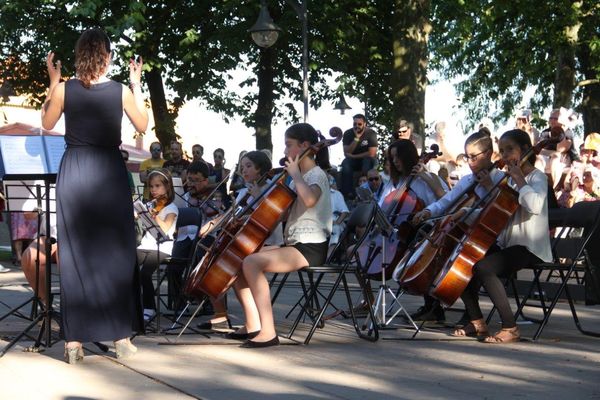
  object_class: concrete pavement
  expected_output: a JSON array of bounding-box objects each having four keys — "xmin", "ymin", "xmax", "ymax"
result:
[{"xmin": 1, "ymin": 254, "xmax": 600, "ymax": 399}]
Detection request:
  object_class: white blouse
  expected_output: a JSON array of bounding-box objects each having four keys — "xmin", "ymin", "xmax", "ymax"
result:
[{"xmin": 499, "ymin": 168, "xmax": 552, "ymax": 262}]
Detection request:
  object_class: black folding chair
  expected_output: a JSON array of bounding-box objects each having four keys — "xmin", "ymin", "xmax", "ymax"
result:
[
  {"xmin": 513, "ymin": 200, "xmax": 600, "ymax": 340},
  {"xmin": 286, "ymin": 202, "xmax": 380, "ymax": 345},
  {"xmin": 154, "ymin": 207, "xmax": 203, "ymax": 327}
]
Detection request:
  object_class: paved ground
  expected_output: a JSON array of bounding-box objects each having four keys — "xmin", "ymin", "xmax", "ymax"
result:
[
  {"xmin": 1, "ymin": 262, "xmax": 600, "ymax": 400},
  {"xmin": 1, "ymin": 219, "xmax": 599, "ymax": 399}
]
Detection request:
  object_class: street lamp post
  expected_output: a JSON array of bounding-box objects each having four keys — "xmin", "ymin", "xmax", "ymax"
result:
[{"xmin": 249, "ymin": 0, "xmax": 309, "ymax": 122}]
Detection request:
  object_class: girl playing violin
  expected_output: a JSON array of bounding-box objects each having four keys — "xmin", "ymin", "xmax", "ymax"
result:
[
  {"xmin": 452, "ymin": 129, "xmax": 552, "ymax": 343},
  {"xmin": 137, "ymin": 169, "xmax": 178, "ymax": 321},
  {"xmin": 231, "ymin": 123, "xmax": 332, "ymax": 348}
]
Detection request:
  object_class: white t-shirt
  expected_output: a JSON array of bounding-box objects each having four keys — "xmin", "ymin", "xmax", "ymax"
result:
[
  {"xmin": 138, "ymin": 202, "xmax": 178, "ymax": 255},
  {"xmin": 285, "ymin": 166, "xmax": 333, "ymax": 245}
]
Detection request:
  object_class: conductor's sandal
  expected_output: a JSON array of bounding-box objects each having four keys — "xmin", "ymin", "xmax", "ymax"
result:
[
  {"xmin": 114, "ymin": 339, "xmax": 138, "ymax": 359},
  {"xmin": 483, "ymin": 327, "xmax": 520, "ymax": 344},
  {"xmin": 64, "ymin": 345, "xmax": 84, "ymax": 365}
]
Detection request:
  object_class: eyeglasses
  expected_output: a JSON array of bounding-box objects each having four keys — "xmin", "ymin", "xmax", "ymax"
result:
[
  {"xmin": 462, "ymin": 149, "xmax": 490, "ymax": 163},
  {"xmin": 150, "ymin": 147, "xmax": 161, "ymax": 152},
  {"xmin": 368, "ymin": 177, "xmax": 380, "ymax": 182},
  {"xmin": 549, "ymin": 117, "xmax": 559, "ymax": 121}
]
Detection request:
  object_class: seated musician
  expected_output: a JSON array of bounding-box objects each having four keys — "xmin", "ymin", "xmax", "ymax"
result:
[
  {"xmin": 452, "ymin": 129, "xmax": 551, "ymax": 343},
  {"xmin": 355, "ymin": 139, "xmax": 447, "ymax": 314},
  {"xmin": 173, "ymin": 161, "xmax": 226, "ymax": 321},
  {"xmin": 21, "ymin": 213, "xmax": 58, "ymax": 305},
  {"xmin": 231, "ymin": 123, "xmax": 332, "ymax": 348},
  {"xmin": 380, "ymin": 139, "xmax": 447, "ymax": 206},
  {"xmin": 137, "ymin": 169, "xmax": 178, "ymax": 322},
  {"xmin": 196, "ymin": 151, "xmax": 285, "ymax": 330},
  {"xmin": 412, "ymin": 129, "xmax": 504, "ymax": 322}
]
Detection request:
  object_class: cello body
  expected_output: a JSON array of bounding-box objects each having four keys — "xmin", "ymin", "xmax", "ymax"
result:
[
  {"xmin": 184, "ymin": 182, "xmax": 296, "ymax": 299},
  {"xmin": 394, "ymin": 217, "xmax": 468, "ymax": 295},
  {"xmin": 429, "ymin": 183, "xmax": 519, "ymax": 306},
  {"xmin": 358, "ymin": 188, "xmax": 423, "ymax": 280}
]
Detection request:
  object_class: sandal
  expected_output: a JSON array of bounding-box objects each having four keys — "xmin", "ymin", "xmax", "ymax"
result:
[
  {"xmin": 452, "ymin": 320, "xmax": 489, "ymax": 338},
  {"xmin": 483, "ymin": 327, "xmax": 520, "ymax": 344}
]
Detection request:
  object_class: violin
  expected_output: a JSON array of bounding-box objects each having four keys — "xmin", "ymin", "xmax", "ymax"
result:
[{"xmin": 148, "ymin": 195, "xmax": 168, "ymax": 217}]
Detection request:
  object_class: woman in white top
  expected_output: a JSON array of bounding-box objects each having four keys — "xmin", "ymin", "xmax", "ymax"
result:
[
  {"xmin": 231, "ymin": 123, "xmax": 332, "ymax": 348},
  {"xmin": 453, "ymin": 129, "xmax": 552, "ymax": 343},
  {"xmin": 137, "ymin": 169, "xmax": 178, "ymax": 321}
]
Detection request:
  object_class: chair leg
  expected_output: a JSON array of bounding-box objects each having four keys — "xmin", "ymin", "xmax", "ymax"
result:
[
  {"xmin": 270, "ymin": 272, "xmax": 289, "ymax": 305},
  {"xmin": 302, "ymin": 271, "xmax": 348, "ymax": 345},
  {"xmin": 286, "ymin": 272, "xmax": 326, "ymax": 340}
]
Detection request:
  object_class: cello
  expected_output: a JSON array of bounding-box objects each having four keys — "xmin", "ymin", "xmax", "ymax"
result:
[
  {"xmin": 399, "ymin": 131, "xmax": 560, "ymax": 305},
  {"xmin": 184, "ymin": 127, "xmax": 343, "ymax": 300},
  {"xmin": 356, "ymin": 144, "xmax": 442, "ymax": 280},
  {"xmin": 428, "ymin": 133, "xmax": 562, "ymax": 306}
]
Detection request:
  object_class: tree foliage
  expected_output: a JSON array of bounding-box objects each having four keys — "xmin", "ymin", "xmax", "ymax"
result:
[{"xmin": 430, "ymin": 0, "xmax": 600, "ymax": 133}]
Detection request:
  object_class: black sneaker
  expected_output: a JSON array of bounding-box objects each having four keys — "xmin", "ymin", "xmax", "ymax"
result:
[{"xmin": 409, "ymin": 305, "xmax": 445, "ymax": 322}]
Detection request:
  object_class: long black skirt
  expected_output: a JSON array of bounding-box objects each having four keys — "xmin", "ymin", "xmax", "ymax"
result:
[{"xmin": 57, "ymin": 146, "xmax": 142, "ymax": 342}]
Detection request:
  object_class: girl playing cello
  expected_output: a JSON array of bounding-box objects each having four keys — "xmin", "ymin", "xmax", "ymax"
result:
[
  {"xmin": 451, "ymin": 129, "xmax": 552, "ymax": 343},
  {"xmin": 197, "ymin": 151, "xmax": 284, "ymax": 330},
  {"xmin": 231, "ymin": 123, "xmax": 332, "ymax": 348},
  {"xmin": 379, "ymin": 139, "xmax": 447, "ymax": 207},
  {"xmin": 411, "ymin": 129, "xmax": 505, "ymax": 321}
]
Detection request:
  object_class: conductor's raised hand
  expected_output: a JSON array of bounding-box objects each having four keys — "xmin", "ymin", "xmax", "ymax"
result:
[
  {"xmin": 129, "ymin": 56, "xmax": 144, "ymax": 84},
  {"xmin": 46, "ymin": 52, "xmax": 62, "ymax": 86}
]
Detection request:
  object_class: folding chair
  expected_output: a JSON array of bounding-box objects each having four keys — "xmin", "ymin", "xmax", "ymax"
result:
[
  {"xmin": 154, "ymin": 207, "xmax": 203, "ymax": 328},
  {"xmin": 513, "ymin": 200, "xmax": 600, "ymax": 340},
  {"xmin": 286, "ymin": 202, "xmax": 380, "ymax": 345}
]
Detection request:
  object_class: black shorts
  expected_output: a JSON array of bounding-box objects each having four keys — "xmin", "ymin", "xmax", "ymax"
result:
[{"xmin": 291, "ymin": 240, "xmax": 329, "ymax": 267}]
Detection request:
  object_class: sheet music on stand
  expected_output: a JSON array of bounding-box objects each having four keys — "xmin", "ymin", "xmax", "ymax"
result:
[
  {"xmin": 133, "ymin": 200, "xmax": 170, "ymax": 244},
  {"xmin": 355, "ymin": 186, "xmax": 394, "ymax": 238}
]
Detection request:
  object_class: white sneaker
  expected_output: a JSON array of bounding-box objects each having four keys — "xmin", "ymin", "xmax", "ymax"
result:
[
  {"xmin": 0, "ymin": 265, "xmax": 11, "ymax": 273},
  {"xmin": 143, "ymin": 309, "xmax": 156, "ymax": 322}
]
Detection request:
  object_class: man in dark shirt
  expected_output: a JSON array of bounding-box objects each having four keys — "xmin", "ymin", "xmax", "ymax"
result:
[
  {"xmin": 164, "ymin": 141, "xmax": 190, "ymax": 182},
  {"xmin": 340, "ymin": 114, "xmax": 378, "ymax": 199}
]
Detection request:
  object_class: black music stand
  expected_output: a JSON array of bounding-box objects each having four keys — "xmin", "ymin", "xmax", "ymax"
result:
[
  {"xmin": 0, "ymin": 174, "xmax": 58, "ymax": 357},
  {"xmin": 133, "ymin": 200, "xmax": 171, "ymax": 332},
  {"xmin": 355, "ymin": 189, "xmax": 419, "ymax": 330}
]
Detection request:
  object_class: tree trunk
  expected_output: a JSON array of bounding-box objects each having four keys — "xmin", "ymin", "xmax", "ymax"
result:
[
  {"xmin": 390, "ymin": 0, "xmax": 431, "ymax": 149},
  {"xmin": 145, "ymin": 68, "xmax": 176, "ymax": 150},
  {"xmin": 254, "ymin": 46, "xmax": 276, "ymax": 152},
  {"xmin": 552, "ymin": 3, "xmax": 581, "ymax": 108},
  {"xmin": 578, "ymin": 44, "xmax": 600, "ymax": 135}
]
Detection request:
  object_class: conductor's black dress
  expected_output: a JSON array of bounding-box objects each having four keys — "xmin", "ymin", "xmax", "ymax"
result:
[{"xmin": 57, "ymin": 79, "xmax": 142, "ymax": 342}]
